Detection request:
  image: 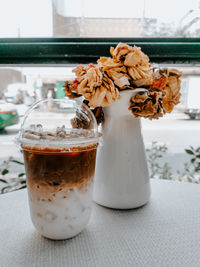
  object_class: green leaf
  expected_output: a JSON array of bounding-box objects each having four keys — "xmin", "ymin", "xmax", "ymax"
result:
[
  {"xmin": 10, "ymin": 159, "xmax": 24, "ymax": 165},
  {"xmin": 1, "ymin": 186, "xmax": 11, "ymax": 194},
  {"xmin": 191, "ymin": 158, "xmax": 196, "ymax": 163},
  {"xmin": 18, "ymin": 173, "xmax": 25, "ymax": 177},
  {"xmin": 17, "ymin": 185, "xmax": 27, "ymax": 190},
  {"xmin": 196, "ymin": 155, "xmax": 200, "ymax": 158},
  {"xmin": 185, "ymin": 149, "xmax": 194, "ymax": 155},
  {"xmin": 0, "ymin": 179, "xmax": 8, "ymax": 184},
  {"xmin": 1, "ymin": 169, "xmax": 9, "ymax": 175}
]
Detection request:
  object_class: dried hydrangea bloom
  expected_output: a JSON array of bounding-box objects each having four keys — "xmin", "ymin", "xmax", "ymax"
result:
[
  {"xmin": 151, "ymin": 68, "xmax": 182, "ymax": 113},
  {"xmin": 124, "ymin": 47, "xmax": 149, "ymax": 67},
  {"xmin": 133, "ymin": 75, "xmax": 153, "ymax": 88},
  {"xmin": 76, "ymin": 67, "xmax": 102, "ymax": 97},
  {"xmin": 85, "ymin": 67, "xmax": 103, "ymax": 88},
  {"xmin": 110, "ymin": 43, "xmax": 131, "ymax": 61},
  {"xmin": 110, "ymin": 43, "xmax": 149, "ymax": 65},
  {"xmin": 98, "ymin": 45, "xmax": 152, "ymax": 89},
  {"xmin": 63, "ymin": 65, "xmax": 90, "ymax": 98},
  {"xmin": 77, "ymin": 66, "xmax": 120, "ymax": 108},
  {"xmin": 97, "ymin": 57, "xmax": 123, "ymax": 70},
  {"xmin": 105, "ymin": 67, "xmax": 131, "ymax": 89},
  {"xmin": 151, "ymin": 75, "xmax": 168, "ymax": 90},
  {"xmin": 151, "ymin": 68, "xmax": 169, "ymax": 90},
  {"xmin": 128, "ymin": 66, "xmax": 153, "ymax": 86},
  {"xmin": 110, "ymin": 43, "xmax": 150, "ymax": 66},
  {"xmin": 72, "ymin": 65, "xmax": 87, "ymax": 79},
  {"xmin": 110, "ymin": 43, "xmax": 152, "ymax": 86},
  {"xmin": 98, "ymin": 57, "xmax": 130, "ymax": 89},
  {"xmin": 64, "ymin": 80, "xmax": 79, "ymax": 98},
  {"xmin": 129, "ymin": 90, "xmax": 164, "ymax": 119},
  {"xmin": 162, "ymin": 74, "xmax": 181, "ymax": 113}
]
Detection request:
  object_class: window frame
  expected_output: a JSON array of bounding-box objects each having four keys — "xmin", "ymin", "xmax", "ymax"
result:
[{"xmin": 0, "ymin": 38, "xmax": 200, "ymax": 64}]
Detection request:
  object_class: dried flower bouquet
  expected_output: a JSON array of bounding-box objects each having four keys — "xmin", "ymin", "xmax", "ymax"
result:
[{"xmin": 64, "ymin": 43, "xmax": 182, "ymax": 121}]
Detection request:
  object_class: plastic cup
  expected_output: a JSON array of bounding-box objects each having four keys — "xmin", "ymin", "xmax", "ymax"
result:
[{"xmin": 18, "ymin": 99, "xmax": 99, "ymax": 240}]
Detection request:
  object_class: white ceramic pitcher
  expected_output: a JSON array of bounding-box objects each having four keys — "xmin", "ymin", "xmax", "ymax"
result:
[{"xmin": 93, "ymin": 90, "xmax": 151, "ymax": 209}]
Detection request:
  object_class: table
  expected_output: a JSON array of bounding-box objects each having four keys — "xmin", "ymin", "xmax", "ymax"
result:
[{"xmin": 0, "ymin": 179, "xmax": 200, "ymax": 267}]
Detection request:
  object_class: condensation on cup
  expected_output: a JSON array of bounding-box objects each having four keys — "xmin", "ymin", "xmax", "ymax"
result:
[{"xmin": 17, "ymin": 99, "xmax": 99, "ymax": 240}]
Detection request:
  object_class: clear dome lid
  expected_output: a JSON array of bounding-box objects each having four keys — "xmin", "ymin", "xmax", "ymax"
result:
[{"xmin": 18, "ymin": 98, "xmax": 99, "ymax": 151}]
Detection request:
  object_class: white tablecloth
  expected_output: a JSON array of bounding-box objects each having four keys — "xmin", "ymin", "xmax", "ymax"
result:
[{"xmin": 0, "ymin": 179, "xmax": 200, "ymax": 267}]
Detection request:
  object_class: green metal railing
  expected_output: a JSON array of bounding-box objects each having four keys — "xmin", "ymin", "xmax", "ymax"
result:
[{"xmin": 0, "ymin": 38, "xmax": 200, "ymax": 64}]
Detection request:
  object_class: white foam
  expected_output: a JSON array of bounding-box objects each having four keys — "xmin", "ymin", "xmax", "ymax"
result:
[{"xmin": 20, "ymin": 124, "xmax": 99, "ymax": 149}]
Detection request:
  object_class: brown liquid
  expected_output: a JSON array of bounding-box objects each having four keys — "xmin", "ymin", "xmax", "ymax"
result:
[{"xmin": 23, "ymin": 144, "xmax": 97, "ymax": 193}]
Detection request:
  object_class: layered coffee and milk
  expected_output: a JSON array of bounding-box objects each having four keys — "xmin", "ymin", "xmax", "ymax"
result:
[{"xmin": 21, "ymin": 124, "xmax": 98, "ymax": 240}]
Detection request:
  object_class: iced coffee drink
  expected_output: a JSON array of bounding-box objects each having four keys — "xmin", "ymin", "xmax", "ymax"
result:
[{"xmin": 18, "ymin": 99, "xmax": 99, "ymax": 240}]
